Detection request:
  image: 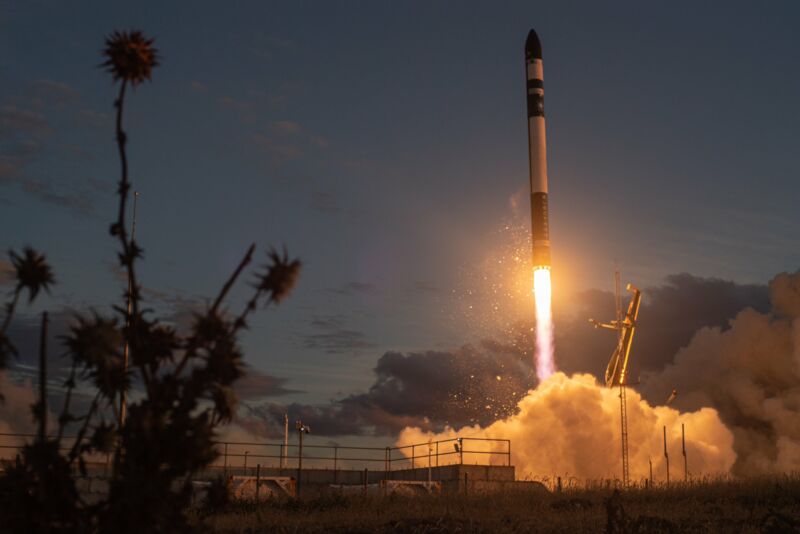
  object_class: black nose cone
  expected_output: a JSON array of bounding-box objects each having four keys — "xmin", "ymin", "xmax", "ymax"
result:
[{"xmin": 526, "ymin": 29, "xmax": 542, "ymax": 60}]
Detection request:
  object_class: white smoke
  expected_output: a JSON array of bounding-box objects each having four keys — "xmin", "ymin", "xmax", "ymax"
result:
[
  {"xmin": 397, "ymin": 372, "xmax": 735, "ymax": 481},
  {"xmin": 644, "ymin": 271, "xmax": 800, "ymax": 475}
]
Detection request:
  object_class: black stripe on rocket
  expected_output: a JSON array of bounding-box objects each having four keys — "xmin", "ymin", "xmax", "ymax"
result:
[
  {"xmin": 527, "ymin": 76, "xmax": 544, "ymax": 118},
  {"xmin": 530, "ymin": 192, "xmax": 551, "ymax": 267}
]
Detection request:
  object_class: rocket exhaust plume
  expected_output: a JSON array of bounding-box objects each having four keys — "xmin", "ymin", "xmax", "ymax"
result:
[
  {"xmin": 533, "ymin": 268, "xmax": 554, "ymax": 379},
  {"xmin": 526, "ymin": 29, "xmax": 555, "ymax": 381}
]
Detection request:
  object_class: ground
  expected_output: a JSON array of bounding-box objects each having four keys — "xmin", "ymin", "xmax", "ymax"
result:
[{"xmin": 198, "ymin": 476, "xmax": 800, "ymax": 533}]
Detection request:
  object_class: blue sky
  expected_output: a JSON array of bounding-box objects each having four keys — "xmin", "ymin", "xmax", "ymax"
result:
[{"xmin": 2, "ymin": 1, "xmax": 800, "ymax": 408}]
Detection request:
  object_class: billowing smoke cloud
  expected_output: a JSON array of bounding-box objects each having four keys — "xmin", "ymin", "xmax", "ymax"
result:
[
  {"xmin": 235, "ymin": 273, "xmax": 771, "ymax": 441},
  {"xmin": 398, "ymin": 373, "xmax": 735, "ymax": 481},
  {"xmin": 643, "ymin": 271, "xmax": 800, "ymax": 476}
]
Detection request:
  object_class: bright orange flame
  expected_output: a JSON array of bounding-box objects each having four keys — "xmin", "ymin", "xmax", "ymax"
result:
[{"xmin": 533, "ymin": 267, "xmax": 555, "ymax": 380}]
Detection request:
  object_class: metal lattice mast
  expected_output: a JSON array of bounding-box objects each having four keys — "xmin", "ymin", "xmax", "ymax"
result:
[
  {"xmin": 619, "ymin": 382, "xmax": 629, "ymax": 486},
  {"xmin": 615, "ymin": 269, "xmax": 630, "ymax": 487},
  {"xmin": 590, "ymin": 269, "xmax": 641, "ymax": 489}
]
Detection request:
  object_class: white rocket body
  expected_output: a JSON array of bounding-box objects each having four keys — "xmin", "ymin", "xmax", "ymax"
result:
[{"xmin": 526, "ymin": 29, "xmax": 551, "ymax": 269}]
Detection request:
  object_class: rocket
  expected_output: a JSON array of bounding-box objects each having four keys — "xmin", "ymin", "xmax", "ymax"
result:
[{"xmin": 525, "ymin": 29, "xmax": 551, "ymax": 270}]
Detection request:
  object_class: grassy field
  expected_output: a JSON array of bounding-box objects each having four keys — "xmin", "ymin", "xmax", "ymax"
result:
[{"xmin": 199, "ymin": 476, "xmax": 800, "ymax": 533}]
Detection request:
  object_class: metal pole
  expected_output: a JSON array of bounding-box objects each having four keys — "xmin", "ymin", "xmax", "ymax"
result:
[
  {"xmin": 507, "ymin": 440, "xmax": 511, "ymax": 466},
  {"xmin": 436, "ymin": 442, "xmax": 439, "ymax": 467},
  {"xmin": 282, "ymin": 413, "xmax": 288, "ymax": 469},
  {"xmin": 244, "ymin": 450, "xmax": 249, "ymax": 475},
  {"xmin": 297, "ymin": 430, "xmax": 303, "ymax": 497},
  {"xmin": 663, "ymin": 425, "xmax": 669, "ymax": 486},
  {"xmin": 428, "ymin": 441, "xmax": 432, "ymax": 484},
  {"xmin": 682, "ymin": 423, "xmax": 688, "ymax": 482},
  {"xmin": 648, "ymin": 456, "xmax": 653, "ymax": 487},
  {"xmin": 412, "ymin": 444, "xmax": 415, "ymax": 469},
  {"xmin": 256, "ymin": 464, "xmax": 261, "ymax": 503},
  {"xmin": 459, "ymin": 439, "xmax": 464, "ymax": 465}
]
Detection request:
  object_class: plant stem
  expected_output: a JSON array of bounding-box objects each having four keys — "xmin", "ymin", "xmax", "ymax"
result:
[
  {"xmin": 173, "ymin": 243, "xmax": 255, "ymax": 377},
  {"xmin": 56, "ymin": 359, "xmax": 78, "ymax": 442},
  {"xmin": 38, "ymin": 311, "xmax": 48, "ymax": 443},
  {"xmin": 1, "ymin": 287, "xmax": 21, "ymax": 334},
  {"xmin": 68, "ymin": 390, "xmax": 102, "ymax": 464}
]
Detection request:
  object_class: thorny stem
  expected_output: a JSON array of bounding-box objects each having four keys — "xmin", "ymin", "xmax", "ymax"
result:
[
  {"xmin": 211, "ymin": 243, "xmax": 255, "ymax": 312},
  {"xmin": 38, "ymin": 311, "xmax": 48, "ymax": 443},
  {"xmin": 56, "ymin": 359, "xmax": 79, "ymax": 443},
  {"xmin": 113, "ymin": 79, "xmax": 150, "ymax": 401},
  {"xmin": 1, "ymin": 287, "xmax": 21, "ymax": 334},
  {"xmin": 173, "ymin": 243, "xmax": 255, "ymax": 378},
  {"xmin": 68, "ymin": 390, "xmax": 102, "ymax": 464}
]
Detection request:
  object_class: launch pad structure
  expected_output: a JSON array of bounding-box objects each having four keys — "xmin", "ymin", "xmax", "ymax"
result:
[{"xmin": 590, "ymin": 271, "xmax": 642, "ymax": 487}]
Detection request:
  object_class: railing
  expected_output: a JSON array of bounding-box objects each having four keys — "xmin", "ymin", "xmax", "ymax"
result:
[{"xmin": 0, "ymin": 432, "xmax": 511, "ymax": 476}]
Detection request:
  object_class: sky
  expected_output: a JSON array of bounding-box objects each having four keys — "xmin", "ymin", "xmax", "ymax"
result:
[{"xmin": 2, "ymin": 1, "xmax": 800, "ymax": 436}]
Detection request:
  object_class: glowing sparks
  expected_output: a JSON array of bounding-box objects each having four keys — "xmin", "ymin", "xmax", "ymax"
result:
[{"xmin": 533, "ymin": 267, "xmax": 555, "ymax": 380}]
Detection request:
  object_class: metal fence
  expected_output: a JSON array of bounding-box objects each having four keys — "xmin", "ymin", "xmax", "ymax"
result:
[{"xmin": 0, "ymin": 432, "xmax": 511, "ymax": 475}]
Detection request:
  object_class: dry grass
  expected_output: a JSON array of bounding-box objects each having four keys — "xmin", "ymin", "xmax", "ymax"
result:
[{"xmin": 199, "ymin": 476, "xmax": 800, "ymax": 533}]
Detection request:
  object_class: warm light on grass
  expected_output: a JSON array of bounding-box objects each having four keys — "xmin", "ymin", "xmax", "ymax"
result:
[{"xmin": 533, "ymin": 267, "xmax": 554, "ymax": 380}]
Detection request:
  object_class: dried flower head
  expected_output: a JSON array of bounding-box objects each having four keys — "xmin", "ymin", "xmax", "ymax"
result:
[
  {"xmin": 101, "ymin": 30, "xmax": 159, "ymax": 85},
  {"xmin": 256, "ymin": 248, "xmax": 301, "ymax": 304},
  {"xmin": 9, "ymin": 247, "xmax": 55, "ymax": 302}
]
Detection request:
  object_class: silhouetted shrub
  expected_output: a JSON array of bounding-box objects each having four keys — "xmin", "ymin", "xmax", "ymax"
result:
[{"xmin": 0, "ymin": 29, "xmax": 299, "ymax": 533}]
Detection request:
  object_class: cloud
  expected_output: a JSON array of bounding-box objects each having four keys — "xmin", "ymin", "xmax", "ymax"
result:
[
  {"xmin": 300, "ymin": 314, "xmax": 374, "ymax": 354},
  {"xmin": 309, "ymin": 190, "xmax": 339, "ymax": 215},
  {"xmin": 325, "ymin": 282, "xmax": 376, "ymax": 296},
  {"xmin": 398, "ymin": 373, "xmax": 735, "ymax": 480},
  {"xmin": 0, "ymin": 105, "xmax": 52, "ymax": 139},
  {"xmin": 234, "ymin": 366, "xmax": 299, "ymax": 401},
  {"xmin": 642, "ymin": 270, "xmax": 800, "ymax": 475},
  {"xmin": 235, "ymin": 343, "xmax": 534, "ymax": 438},
  {"xmin": 189, "ymin": 81, "xmax": 207, "ymax": 93},
  {"xmin": 252, "ymin": 133, "xmax": 303, "ymax": 164},
  {"xmin": 21, "ymin": 178, "xmax": 95, "ymax": 215},
  {"xmin": 30, "ymin": 79, "xmax": 79, "ymax": 107},
  {"xmin": 0, "ymin": 259, "xmax": 13, "ymax": 287},
  {"xmin": 0, "ymin": 82, "xmax": 109, "ymax": 216},
  {"xmin": 252, "ymin": 119, "xmax": 328, "ymax": 166},
  {"xmin": 269, "ymin": 120, "xmax": 302, "ymax": 135}
]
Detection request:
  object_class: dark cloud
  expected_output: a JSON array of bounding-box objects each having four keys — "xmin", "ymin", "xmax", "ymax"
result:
[
  {"xmin": 301, "ymin": 314, "xmax": 374, "ymax": 354},
  {"xmin": 236, "ymin": 344, "xmax": 534, "ymax": 438},
  {"xmin": 21, "ymin": 178, "xmax": 95, "ymax": 215},
  {"xmin": 0, "ymin": 83, "xmax": 107, "ymax": 216},
  {"xmin": 234, "ymin": 366, "xmax": 299, "ymax": 401},
  {"xmin": 325, "ymin": 282, "xmax": 375, "ymax": 296},
  {"xmin": 310, "ymin": 190, "xmax": 339, "ymax": 215}
]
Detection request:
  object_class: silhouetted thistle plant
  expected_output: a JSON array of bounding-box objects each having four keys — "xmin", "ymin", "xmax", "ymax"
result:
[{"xmin": 0, "ymin": 29, "xmax": 300, "ymax": 533}]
